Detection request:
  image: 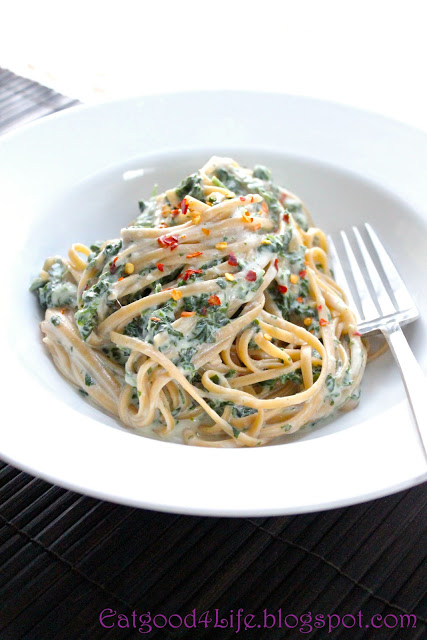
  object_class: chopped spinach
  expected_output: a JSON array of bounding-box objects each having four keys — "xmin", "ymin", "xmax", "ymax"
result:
[
  {"xmin": 124, "ymin": 300, "xmax": 183, "ymax": 344},
  {"xmin": 232, "ymin": 405, "xmax": 257, "ymax": 418},
  {"xmin": 175, "ymin": 173, "xmax": 205, "ymax": 202},
  {"xmin": 325, "ymin": 374, "xmax": 335, "ymax": 392},
  {"xmin": 257, "ymin": 231, "xmax": 292, "ymax": 255},
  {"xmin": 84, "ymin": 373, "xmax": 94, "ymax": 386},
  {"xmin": 253, "ymin": 165, "xmax": 271, "ymax": 180},
  {"xmin": 31, "ymin": 259, "xmax": 77, "ymax": 310}
]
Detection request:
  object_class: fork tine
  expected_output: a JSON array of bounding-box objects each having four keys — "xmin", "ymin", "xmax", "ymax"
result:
[
  {"xmin": 328, "ymin": 235, "xmax": 361, "ymax": 323},
  {"xmin": 364, "ymin": 223, "xmax": 416, "ymax": 312},
  {"xmin": 340, "ymin": 231, "xmax": 379, "ymax": 321},
  {"xmin": 352, "ymin": 226, "xmax": 396, "ymax": 316}
]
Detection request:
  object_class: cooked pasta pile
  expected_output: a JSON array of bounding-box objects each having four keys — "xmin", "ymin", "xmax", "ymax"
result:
[{"xmin": 32, "ymin": 157, "xmax": 366, "ymax": 447}]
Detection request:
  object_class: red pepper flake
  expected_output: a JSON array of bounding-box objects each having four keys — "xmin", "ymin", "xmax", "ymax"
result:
[
  {"xmin": 118, "ymin": 276, "xmax": 124, "ymax": 281},
  {"xmin": 171, "ymin": 208, "xmax": 180, "ymax": 216},
  {"xmin": 159, "ymin": 223, "xmax": 167, "ymax": 228},
  {"xmin": 181, "ymin": 199, "xmax": 189, "ymax": 215},
  {"xmin": 158, "ymin": 234, "xmax": 179, "ymax": 251},
  {"xmin": 250, "ymin": 196, "xmax": 254, "ymax": 203},
  {"xmin": 299, "ymin": 270, "xmax": 307, "ymax": 278},
  {"xmin": 353, "ymin": 331, "xmax": 362, "ymax": 336},
  {"xmin": 274, "ymin": 258, "xmax": 279, "ymax": 270},
  {"xmin": 208, "ymin": 294, "xmax": 221, "ymax": 306},
  {"xmin": 296, "ymin": 296, "xmax": 303, "ymax": 303},
  {"xmin": 278, "ymin": 285, "xmax": 288, "ymax": 294},
  {"xmin": 186, "ymin": 251, "xmax": 203, "ymax": 259},
  {"xmin": 261, "ymin": 202, "xmax": 268, "ymax": 213},
  {"xmin": 200, "ymin": 306, "xmax": 207, "ymax": 316},
  {"xmin": 181, "ymin": 268, "xmax": 202, "ymax": 281},
  {"xmin": 84, "ymin": 283, "xmax": 89, "ymax": 290},
  {"xmin": 239, "ymin": 196, "xmax": 246, "ymax": 201},
  {"xmin": 61, "ymin": 308, "xmax": 66, "ymax": 314},
  {"xmin": 109, "ymin": 256, "xmax": 118, "ymax": 274},
  {"xmin": 319, "ymin": 318, "xmax": 329, "ymax": 326},
  {"xmin": 156, "ymin": 262, "xmax": 164, "ymax": 272},
  {"xmin": 228, "ymin": 252, "xmax": 238, "ymax": 267},
  {"xmin": 283, "ymin": 213, "xmax": 290, "ymax": 223},
  {"xmin": 245, "ymin": 270, "xmax": 257, "ymax": 282}
]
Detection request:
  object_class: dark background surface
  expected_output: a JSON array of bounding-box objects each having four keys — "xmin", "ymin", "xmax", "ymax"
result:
[{"xmin": 0, "ymin": 68, "xmax": 426, "ymax": 639}]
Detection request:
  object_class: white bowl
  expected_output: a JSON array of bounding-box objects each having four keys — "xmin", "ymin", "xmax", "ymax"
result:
[{"xmin": 1, "ymin": 92, "xmax": 426, "ymax": 515}]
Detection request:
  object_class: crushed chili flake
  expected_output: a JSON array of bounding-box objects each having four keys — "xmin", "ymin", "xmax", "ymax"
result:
[
  {"xmin": 261, "ymin": 202, "xmax": 268, "ymax": 213},
  {"xmin": 201, "ymin": 228, "xmax": 210, "ymax": 236},
  {"xmin": 181, "ymin": 311, "xmax": 196, "ymax": 317},
  {"xmin": 353, "ymin": 331, "xmax": 362, "ymax": 336},
  {"xmin": 208, "ymin": 294, "xmax": 221, "ymax": 306},
  {"xmin": 181, "ymin": 199, "xmax": 189, "ymax": 215},
  {"xmin": 151, "ymin": 316, "xmax": 161, "ymax": 322},
  {"xmin": 296, "ymin": 296, "xmax": 303, "ymax": 303},
  {"xmin": 118, "ymin": 276, "xmax": 124, "ymax": 281},
  {"xmin": 158, "ymin": 234, "xmax": 179, "ymax": 250},
  {"xmin": 319, "ymin": 318, "xmax": 329, "ymax": 326},
  {"xmin": 84, "ymin": 283, "xmax": 89, "ymax": 290},
  {"xmin": 171, "ymin": 289, "xmax": 182, "ymax": 301},
  {"xmin": 239, "ymin": 196, "xmax": 246, "ymax": 201},
  {"xmin": 159, "ymin": 223, "xmax": 167, "ymax": 228},
  {"xmin": 278, "ymin": 285, "xmax": 288, "ymax": 294},
  {"xmin": 228, "ymin": 252, "xmax": 238, "ymax": 266},
  {"xmin": 186, "ymin": 251, "xmax": 203, "ymax": 258},
  {"xmin": 250, "ymin": 196, "xmax": 254, "ymax": 203},
  {"xmin": 61, "ymin": 308, "xmax": 66, "ymax": 314},
  {"xmin": 274, "ymin": 258, "xmax": 279, "ymax": 270},
  {"xmin": 317, "ymin": 305, "xmax": 322, "ymax": 310},
  {"xmin": 109, "ymin": 257, "xmax": 118, "ymax": 274},
  {"xmin": 245, "ymin": 270, "xmax": 257, "ymax": 282},
  {"xmin": 171, "ymin": 208, "xmax": 180, "ymax": 216},
  {"xmin": 299, "ymin": 270, "xmax": 307, "ymax": 278},
  {"xmin": 181, "ymin": 268, "xmax": 202, "ymax": 281},
  {"xmin": 283, "ymin": 213, "xmax": 290, "ymax": 223},
  {"xmin": 156, "ymin": 262, "xmax": 164, "ymax": 272}
]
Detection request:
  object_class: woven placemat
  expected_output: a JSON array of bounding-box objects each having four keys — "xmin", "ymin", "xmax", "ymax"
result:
[{"xmin": 0, "ymin": 68, "xmax": 426, "ymax": 640}]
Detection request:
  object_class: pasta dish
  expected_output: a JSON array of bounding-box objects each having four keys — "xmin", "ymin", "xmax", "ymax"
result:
[{"xmin": 31, "ymin": 157, "xmax": 367, "ymax": 447}]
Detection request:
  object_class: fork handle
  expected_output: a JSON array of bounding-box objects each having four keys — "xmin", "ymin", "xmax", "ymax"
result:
[{"xmin": 381, "ymin": 320, "xmax": 427, "ymax": 462}]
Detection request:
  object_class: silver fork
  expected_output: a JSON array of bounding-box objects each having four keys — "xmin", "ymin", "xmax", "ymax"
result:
[{"xmin": 329, "ymin": 223, "xmax": 427, "ymax": 460}]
